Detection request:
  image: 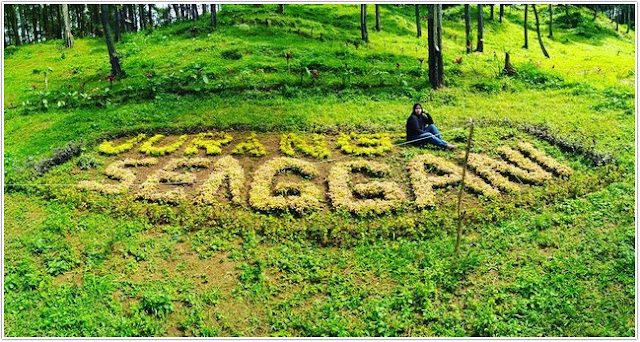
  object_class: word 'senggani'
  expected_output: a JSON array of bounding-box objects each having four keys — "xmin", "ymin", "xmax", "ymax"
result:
[{"xmin": 79, "ymin": 133, "xmax": 572, "ymax": 214}]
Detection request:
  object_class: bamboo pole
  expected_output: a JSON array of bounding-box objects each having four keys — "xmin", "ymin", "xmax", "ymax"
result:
[{"xmin": 455, "ymin": 120, "xmax": 474, "ymax": 255}]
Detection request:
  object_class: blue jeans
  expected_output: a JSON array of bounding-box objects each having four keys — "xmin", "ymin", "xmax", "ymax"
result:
[{"xmin": 412, "ymin": 124, "xmax": 449, "ymax": 148}]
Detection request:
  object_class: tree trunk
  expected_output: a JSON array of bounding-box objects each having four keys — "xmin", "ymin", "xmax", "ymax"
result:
[
  {"xmin": 211, "ymin": 4, "xmax": 217, "ymax": 28},
  {"xmin": 627, "ymin": 4, "xmax": 632, "ymax": 33},
  {"xmin": 375, "ymin": 4, "xmax": 381, "ymax": 32},
  {"xmin": 129, "ymin": 5, "xmax": 137, "ymax": 31},
  {"xmin": 476, "ymin": 4, "xmax": 483, "ymax": 52},
  {"xmin": 279, "ymin": 4, "xmax": 284, "ymax": 14},
  {"xmin": 56, "ymin": 4, "xmax": 62, "ymax": 39},
  {"xmin": 361, "ymin": 4, "xmax": 369, "ymax": 42},
  {"xmin": 32, "ymin": 5, "xmax": 39, "ymax": 42},
  {"xmin": 565, "ymin": 5, "xmax": 569, "ymax": 17},
  {"xmin": 191, "ymin": 4, "xmax": 198, "ymax": 20},
  {"xmin": 499, "ymin": 4, "xmax": 504, "ymax": 23},
  {"xmin": 490, "ymin": 4, "xmax": 494, "ymax": 20},
  {"xmin": 532, "ymin": 5, "xmax": 549, "ymax": 58},
  {"xmin": 138, "ymin": 4, "xmax": 145, "ymax": 29},
  {"xmin": 62, "ymin": 4, "xmax": 73, "ymax": 48},
  {"xmin": 114, "ymin": 7, "xmax": 120, "ymax": 42},
  {"xmin": 42, "ymin": 5, "xmax": 49, "ymax": 40},
  {"xmin": 9, "ymin": 5, "xmax": 20, "ymax": 45},
  {"xmin": 148, "ymin": 5, "xmax": 154, "ymax": 28},
  {"xmin": 548, "ymin": 4, "xmax": 553, "ymax": 38},
  {"xmin": 523, "ymin": 4, "xmax": 529, "ymax": 48},
  {"xmin": 428, "ymin": 4, "xmax": 443, "ymax": 89},
  {"xmin": 79, "ymin": 5, "xmax": 86, "ymax": 37},
  {"xmin": 101, "ymin": 5, "xmax": 123, "ymax": 76},
  {"xmin": 464, "ymin": 4, "xmax": 471, "ymax": 54},
  {"xmin": 593, "ymin": 6, "xmax": 597, "ymax": 20},
  {"xmin": 172, "ymin": 4, "xmax": 181, "ymax": 20},
  {"xmin": 415, "ymin": 5, "xmax": 421, "ymax": 38},
  {"xmin": 503, "ymin": 52, "xmax": 516, "ymax": 75},
  {"xmin": 19, "ymin": 6, "xmax": 28, "ymax": 43},
  {"xmin": 436, "ymin": 5, "xmax": 444, "ymax": 86}
]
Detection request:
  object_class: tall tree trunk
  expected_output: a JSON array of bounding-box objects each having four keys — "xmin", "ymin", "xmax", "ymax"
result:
[
  {"xmin": 428, "ymin": 4, "xmax": 443, "ymax": 89},
  {"xmin": 375, "ymin": 4, "xmax": 381, "ymax": 32},
  {"xmin": 211, "ymin": 4, "xmax": 217, "ymax": 28},
  {"xmin": 114, "ymin": 7, "xmax": 121, "ymax": 42},
  {"xmin": 20, "ymin": 5, "xmax": 28, "ymax": 43},
  {"xmin": 138, "ymin": 4, "xmax": 145, "ymax": 29},
  {"xmin": 56, "ymin": 4, "xmax": 62, "ymax": 39},
  {"xmin": 129, "ymin": 5, "xmax": 137, "ymax": 31},
  {"xmin": 548, "ymin": 4, "xmax": 553, "ymax": 38},
  {"xmin": 490, "ymin": 4, "xmax": 494, "ymax": 20},
  {"xmin": 499, "ymin": 4, "xmax": 504, "ymax": 23},
  {"xmin": 627, "ymin": 4, "xmax": 632, "ymax": 33},
  {"xmin": 279, "ymin": 4, "xmax": 284, "ymax": 14},
  {"xmin": 436, "ymin": 5, "xmax": 443, "ymax": 86},
  {"xmin": 523, "ymin": 4, "xmax": 529, "ymax": 48},
  {"xmin": 86, "ymin": 4, "xmax": 93, "ymax": 35},
  {"xmin": 565, "ymin": 5, "xmax": 569, "ymax": 17},
  {"xmin": 32, "ymin": 5, "xmax": 39, "ymax": 42},
  {"xmin": 79, "ymin": 5, "xmax": 86, "ymax": 37},
  {"xmin": 9, "ymin": 5, "xmax": 20, "ymax": 45},
  {"xmin": 532, "ymin": 5, "xmax": 549, "ymax": 58},
  {"xmin": 361, "ymin": 4, "xmax": 369, "ymax": 42},
  {"xmin": 476, "ymin": 4, "xmax": 483, "ymax": 52},
  {"xmin": 191, "ymin": 4, "xmax": 198, "ymax": 20},
  {"xmin": 101, "ymin": 5, "xmax": 123, "ymax": 76},
  {"xmin": 202, "ymin": 4, "xmax": 207, "ymax": 14},
  {"xmin": 62, "ymin": 4, "xmax": 73, "ymax": 48},
  {"xmin": 172, "ymin": 4, "xmax": 181, "ymax": 20},
  {"xmin": 593, "ymin": 6, "xmax": 597, "ymax": 20},
  {"xmin": 42, "ymin": 5, "xmax": 49, "ymax": 40},
  {"xmin": 148, "ymin": 4, "xmax": 154, "ymax": 28},
  {"xmin": 464, "ymin": 4, "xmax": 471, "ymax": 54},
  {"xmin": 415, "ymin": 5, "xmax": 421, "ymax": 38}
]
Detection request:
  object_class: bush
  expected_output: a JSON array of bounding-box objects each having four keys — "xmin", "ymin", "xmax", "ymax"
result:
[
  {"xmin": 140, "ymin": 291, "xmax": 174, "ymax": 317},
  {"xmin": 4, "ymin": 45, "xmax": 17, "ymax": 57},
  {"xmin": 221, "ymin": 48, "xmax": 243, "ymax": 60},
  {"xmin": 76, "ymin": 154, "xmax": 102, "ymax": 170}
]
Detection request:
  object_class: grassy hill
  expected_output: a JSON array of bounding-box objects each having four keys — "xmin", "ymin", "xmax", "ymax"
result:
[{"xmin": 3, "ymin": 4, "xmax": 635, "ymax": 337}]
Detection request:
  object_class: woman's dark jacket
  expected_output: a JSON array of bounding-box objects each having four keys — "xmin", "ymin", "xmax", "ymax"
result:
[{"xmin": 406, "ymin": 112, "xmax": 434, "ymax": 141}]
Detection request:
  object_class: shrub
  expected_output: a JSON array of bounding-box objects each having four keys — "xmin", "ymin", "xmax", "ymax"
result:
[
  {"xmin": 139, "ymin": 134, "xmax": 189, "ymax": 156},
  {"xmin": 336, "ymin": 132, "xmax": 393, "ymax": 156},
  {"xmin": 35, "ymin": 142, "xmax": 82, "ymax": 175},
  {"xmin": 78, "ymin": 158, "xmax": 158, "ymax": 194},
  {"xmin": 328, "ymin": 159, "xmax": 406, "ymax": 215},
  {"xmin": 184, "ymin": 132, "xmax": 233, "ymax": 156},
  {"xmin": 76, "ymin": 154, "xmax": 102, "ymax": 170},
  {"xmin": 231, "ymin": 132, "xmax": 266, "ymax": 157},
  {"xmin": 249, "ymin": 157, "xmax": 322, "ymax": 213},
  {"xmin": 196, "ymin": 156, "xmax": 246, "ymax": 206},
  {"xmin": 221, "ymin": 48, "xmax": 243, "ymax": 60},
  {"xmin": 140, "ymin": 291, "xmax": 174, "ymax": 317},
  {"xmin": 408, "ymin": 153, "xmax": 498, "ymax": 208},
  {"xmin": 280, "ymin": 133, "xmax": 331, "ymax": 159},
  {"xmin": 98, "ymin": 134, "xmax": 147, "ymax": 155}
]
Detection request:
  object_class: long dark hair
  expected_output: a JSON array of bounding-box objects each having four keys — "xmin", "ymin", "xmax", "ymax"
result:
[{"xmin": 412, "ymin": 103, "xmax": 424, "ymax": 115}]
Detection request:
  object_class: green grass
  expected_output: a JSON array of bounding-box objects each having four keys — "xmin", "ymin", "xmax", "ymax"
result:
[{"xmin": 3, "ymin": 4, "xmax": 635, "ymax": 337}]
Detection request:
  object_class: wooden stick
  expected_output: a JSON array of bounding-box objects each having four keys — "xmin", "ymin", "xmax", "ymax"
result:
[{"xmin": 455, "ymin": 119, "xmax": 474, "ymax": 255}]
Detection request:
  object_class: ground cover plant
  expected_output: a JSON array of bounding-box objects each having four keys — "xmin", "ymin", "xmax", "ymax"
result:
[{"xmin": 4, "ymin": 3, "xmax": 635, "ymax": 337}]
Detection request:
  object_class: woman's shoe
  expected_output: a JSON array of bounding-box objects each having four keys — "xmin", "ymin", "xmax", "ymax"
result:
[{"xmin": 446, "ymin": 143, "xmax": 457, "ymax": 150}]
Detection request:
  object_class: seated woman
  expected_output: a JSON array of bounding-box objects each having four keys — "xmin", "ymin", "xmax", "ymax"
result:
[{"xmin": 406, "ymin": 103, "xmax": 457, "ymax": 150}]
